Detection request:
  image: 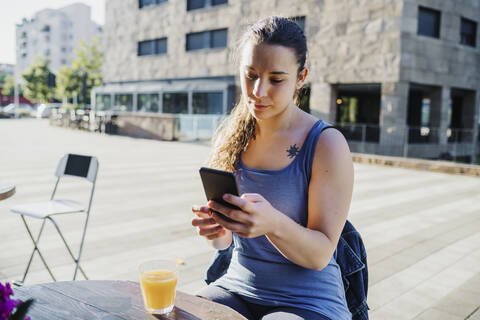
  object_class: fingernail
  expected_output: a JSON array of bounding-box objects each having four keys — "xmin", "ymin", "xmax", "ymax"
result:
[
  {"xmin": 192, "ymin": 205, "xmax": 200, "ymax": 211},
  {"xmin": 223, "ymin": 194, "xmax": 230, "ymax": 200}
]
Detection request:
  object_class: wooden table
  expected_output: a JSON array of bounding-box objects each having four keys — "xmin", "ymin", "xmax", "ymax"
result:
[
  {"xmin": 0, "ymin": 182, "xmax": 15, "ymax": 201},
  {"xmin": 14, "ymin": 280, "xmax": 246, "ymax": 320}
]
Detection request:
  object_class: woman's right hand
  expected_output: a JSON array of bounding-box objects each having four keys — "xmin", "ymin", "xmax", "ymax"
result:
[{"xmin": 191, "ymin": 205, "xmax": 228, "ymax": 240}]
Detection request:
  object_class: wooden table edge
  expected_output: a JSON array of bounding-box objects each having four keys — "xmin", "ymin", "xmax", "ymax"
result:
[{"xmin": 0, "ymin": 186, "xmax": 15, "ymax": 201}]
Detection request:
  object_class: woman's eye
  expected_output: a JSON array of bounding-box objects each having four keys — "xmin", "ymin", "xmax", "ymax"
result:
[
  {"xmin": 246, "ymin": 73, "xmax": 258, "ymax": 80},
  {"xmin": 270, "ymin": 79, "xmax": 283, "ymax": 83}
]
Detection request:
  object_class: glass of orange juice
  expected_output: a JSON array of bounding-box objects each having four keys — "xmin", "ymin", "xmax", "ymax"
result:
[{"xmin": 139, "ymin": 259, "xmax": 178, "ymax": 314}]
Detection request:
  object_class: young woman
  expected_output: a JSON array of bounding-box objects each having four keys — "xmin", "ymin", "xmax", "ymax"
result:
[{"xmin": 192, "ymin": 16, "xmax": 353, "ymax": 320}]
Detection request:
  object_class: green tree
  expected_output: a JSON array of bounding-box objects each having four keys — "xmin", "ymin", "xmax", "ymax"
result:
[
  {"xmin": 55, "ymin": 37, "xmax": 103, "ymax": 104},
  {"xmin": 1, "ymin": 75, "xmax": 16, "ymax": 96},
  {"xmin": 55, "ymin": 65, "xmax": 81, "ymax": 102},
  {"xmin": 0, "ymin": 73, "xmax": 7, "ymax": 87},
  {"xmin": 22, "ymin": 56, "xmax": 52, "ymax": 103}
]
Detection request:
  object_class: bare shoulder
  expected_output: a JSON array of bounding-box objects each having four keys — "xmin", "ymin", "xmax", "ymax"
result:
[
  {"xmin": 317, "ymin": 127, "xmax": 350, "ymax": 154},
  {"xmin": 313, "ymin": 127, "xmax": 352, "ymax": 173}
]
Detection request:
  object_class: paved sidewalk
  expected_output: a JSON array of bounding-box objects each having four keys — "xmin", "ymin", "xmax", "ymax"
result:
[{"xmin": 0, "ymin": 119, "xmax": 478, "ymax": 320}]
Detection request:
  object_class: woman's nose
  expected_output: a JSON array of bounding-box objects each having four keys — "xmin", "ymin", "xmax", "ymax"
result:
[{"xmin": 252, "ymin": 79, "xmax": 267, "ymax": 98}]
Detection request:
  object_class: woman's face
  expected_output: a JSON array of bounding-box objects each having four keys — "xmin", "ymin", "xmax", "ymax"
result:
[{"xmin": 240, "ymin": 41, "xmax": 307, "ymax": 120}]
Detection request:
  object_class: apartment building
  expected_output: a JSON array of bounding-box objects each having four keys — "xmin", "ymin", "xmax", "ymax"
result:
[
  {"xmin": 95, "ymin": 0, "xmax": 480, "ymax": 161},
  {"xmin": 16, "ymin": 3, "xmax": 102, "ymax": 75}
]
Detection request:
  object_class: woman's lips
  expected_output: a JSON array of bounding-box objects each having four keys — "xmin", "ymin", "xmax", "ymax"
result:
[{"xmin": 254, "ymin": 104, "xmax": 269, "ymax": 109}]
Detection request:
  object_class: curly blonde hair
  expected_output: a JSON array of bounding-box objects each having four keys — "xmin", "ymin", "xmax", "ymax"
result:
[{"xmin": 208, "ymin": 16, "xmax": 307, "ymax": 171}]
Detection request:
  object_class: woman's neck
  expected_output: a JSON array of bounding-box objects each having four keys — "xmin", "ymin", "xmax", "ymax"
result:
[{"xmin": 255, "ymin": 101, "xmax": 301, "ymax": 138}]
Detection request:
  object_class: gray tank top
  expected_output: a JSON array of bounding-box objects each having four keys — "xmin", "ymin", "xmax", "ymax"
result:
[{"xmin": 213, "ymin": 119, "xmax": 352, "ymax": 319}]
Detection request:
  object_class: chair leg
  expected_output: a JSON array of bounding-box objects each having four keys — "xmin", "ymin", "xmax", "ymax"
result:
[
  {"xmin": 47, "ymin": 217, "xmax": 88, "ymax": 280},
  {"xmin": 19, "ymin": 216, "xmax": 57, "ymax": 283},
  {"xmin": 73, "ymin": 212, "xmax": 91, "ymax": 280}
]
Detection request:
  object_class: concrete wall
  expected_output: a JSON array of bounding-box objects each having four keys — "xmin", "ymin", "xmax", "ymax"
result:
[
  {"xmin": 103, "ymin": 0, "xmax": 237, "ymax": 82},
  {"xmin": 308, "ymin": 0, "xmax": 404, "ymax": 119},
  {"xmin": 115, "ymin": 113, "xmax": 178, "ymax": 140},
  {"xmin": 400, "ymin": 0, "xmax": 480, "ymax": 91},
  {"xmin": 104, "ymin": 0, "xmax": 405, "ymax": 117},
  {"xmin": 102, "ymin": 0, "xmax": 480, "ymax": 160}
]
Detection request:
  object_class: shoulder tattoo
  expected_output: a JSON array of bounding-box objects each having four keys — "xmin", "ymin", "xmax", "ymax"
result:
[{"xmin": 286, "ymin": 144, "xmax": 300, "ymax": 159}]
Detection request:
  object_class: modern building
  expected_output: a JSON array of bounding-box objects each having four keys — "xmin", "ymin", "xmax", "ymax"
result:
[
  {"xmin": 95, "ymin": 0, "xmax": 480, "ymax": 162},
  {"xmin": 15, "ymin": 3, "xmax": 102, "ymax": 75}
]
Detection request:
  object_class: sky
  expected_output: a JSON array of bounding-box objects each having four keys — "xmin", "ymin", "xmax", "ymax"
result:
[{"xmin": 0, "ymin": 0, "xmax": 105, "ymax": 65}]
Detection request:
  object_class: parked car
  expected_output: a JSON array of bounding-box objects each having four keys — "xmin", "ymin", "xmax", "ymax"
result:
[
  {"xmin": 0, "ymin": 103, "xmax": 34, "ymax": 118},
  {"xmin": 36, "ymin": 103, "xmax": 61, "ymax": 118}
]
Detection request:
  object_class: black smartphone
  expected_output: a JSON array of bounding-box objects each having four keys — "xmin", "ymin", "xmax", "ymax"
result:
[{"xmin": 199, "ymin": 167, "xmax": 240, "ymax": 223}]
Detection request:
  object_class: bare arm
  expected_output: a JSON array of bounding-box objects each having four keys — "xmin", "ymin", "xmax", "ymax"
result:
[
  {"xmin": 267, "ymin": 129, "xmax": 354, "ymax": 269},
  {"xmin": 209, "ymin": 129, "xmax": 353, "ymax": 269}
]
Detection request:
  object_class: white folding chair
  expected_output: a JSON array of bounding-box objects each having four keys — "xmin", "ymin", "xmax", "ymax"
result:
[{"xmin": 11, "ymin": 154, "xmax": 99, "ymax": 285}]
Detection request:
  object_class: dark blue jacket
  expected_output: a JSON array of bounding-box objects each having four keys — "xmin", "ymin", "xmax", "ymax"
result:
[{"xmin": 205, "ymin": 220, "xmax": 369, "ymax": 320}]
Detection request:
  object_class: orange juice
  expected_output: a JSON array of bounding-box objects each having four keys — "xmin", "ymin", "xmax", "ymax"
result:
[{"xmin": 140, "ymin": 270, "xmax": 177, "ymax": 311}]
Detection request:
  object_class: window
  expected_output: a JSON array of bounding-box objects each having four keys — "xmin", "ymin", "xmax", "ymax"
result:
[
  {"xmin": 417, "ymin": 6, "xmax": 441, "ymax": 38},
  {"xmin": 163, "ymin": 92, "xmax": 188, "ymax": 113},
  {"xmin": 61, "ymin": 59, "xmax": 67, "ymax": 65},
  {"xmin": 211, "ymin": 29, "xmax": 227, "ymax": 48},
  {"xmin": 335, "ymin": 84, "xmax": 381, "ymax": 143},
  {"xmin": 96, "ymin": 94, "xmax": 111, "ymax": 111},
  {"xmin": 113, "ymin": 94, "xmax": 133, "ymax": 111},
  {"xmin": 187, "ymin": 0, "xmax": 227, "ymax": 11},
  {"xmin": 137, "ymin": 93, "xmax": 160, "ymax": 112},
  {"xmin": 460, "ymin": 17, "xmax": 477, "ymax": 47},
  {"xmin": 420, "ymin": 98, "xmax": 430, "ymax": 127},
  {"xmin": 139, "ymin": 0, "xmax": 167, "ymax": 9},
  {"xmin": 186, "ymin": 29, "xmax": 227, "ymax": 51},
  {"xmin": 138, "ymin": 38, "xmax": 167, "ymax": 56},
  {"xmin": 187, "ymin": 0, "xmax": 205, "ymax": 10},
  {"xmin": 290, "ymin": 16, "xmax": 306, "ymax": 32},
  {"xmin": 41, "ymin": 25, "xmax": 50, "ymax": 32},
  {"xmin": 193, "ymin": 92, "xmax": 223, "ymax": 114},
  {"xmin": 186, "ymin": 32, "xmax": 205, "ymax": 51}
]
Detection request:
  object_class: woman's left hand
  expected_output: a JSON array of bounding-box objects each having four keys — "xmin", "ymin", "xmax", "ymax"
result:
[{"xmin": 208, "ymin": 193, "xmax": 279, "ymax": 238}]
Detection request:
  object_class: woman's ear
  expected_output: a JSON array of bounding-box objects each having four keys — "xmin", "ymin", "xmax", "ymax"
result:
[{"xmin": 296, "ymin": 68, "xmax": 308, "ymax": 89}]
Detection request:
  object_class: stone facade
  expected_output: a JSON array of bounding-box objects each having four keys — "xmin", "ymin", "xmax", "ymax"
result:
[
  {"xmin": 103, "ymin": 0, "xmax": 404, "ymax": 90},
  {"xmin": 101, "ymin": 0, "xmax": 479, "ymax": 159}
]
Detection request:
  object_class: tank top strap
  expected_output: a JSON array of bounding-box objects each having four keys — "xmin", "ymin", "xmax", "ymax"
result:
[{"xmin": 302, "ymin": 119, "xmax": 336, "ymax": 182}]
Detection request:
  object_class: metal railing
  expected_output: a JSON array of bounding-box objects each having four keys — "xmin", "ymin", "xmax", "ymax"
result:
[
  {"xmin": 176, "ymin": 114, "xmax": 227, "ymax": 141},
  {"xmin": 335, "ymin": 123, "xmax": 479, "ymax": 164},
  {"xmin": 50, "ymin": 111, "xmax": 479, "ymax": 164}
]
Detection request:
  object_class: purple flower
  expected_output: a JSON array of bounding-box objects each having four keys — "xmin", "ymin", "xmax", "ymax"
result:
[
  {"xmin": 0, "ymin": 282, "xmax": 28, "ymax": 320},
  {"xmin": 0, "ymin": 282, "xmax": 14, "ymax": 302}
]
